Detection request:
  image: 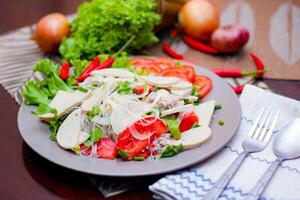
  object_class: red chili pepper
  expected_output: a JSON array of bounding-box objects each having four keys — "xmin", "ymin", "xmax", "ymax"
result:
[
  {"xmin": 212, "ymin": 68, "xmax": 267, "ymax": 77},
  {"xmin": 233, "ymin": 85, "xmax": 244, "ymax": 94},
  {"xmin": 76, "ymin": 57, "xmax": 100, "ymax": 82},
  {"xmin": 162, "ymin": 43, "xmax": 184, "ymax": 60},
  {"xmin": 250, "ymin": 52, "xmax": 265, "ymax": 79},
  {"xmin": 93, "ymin": 57, "xmax": 115, "ymax": 71},
  {"xmin": 182, "ymin": 34, "xmax": 219, "ymax": 54},
  {"xmin": 59, "ymin": 62, "xmax": 70, "ymax": 80}
]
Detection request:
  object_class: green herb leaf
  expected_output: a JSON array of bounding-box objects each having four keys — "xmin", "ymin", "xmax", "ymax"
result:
[
  {"xmin": 23, "ymin": 81, "xmax": 51, "ymax": 105},
  {"xmin": 116, "ymin": 81, "xmax": 131, "ymax": 94},
  {"xmin": 84, "ymin": 127, "xmax": 103, "ymax": 146},
  {"xmin": 31, "ymin": 104, "xmax": 57, "ymax": 116},
  {"xmin": 163, "ymin": 117, "xmax": 181, "ymax": 140},
  {"xmin": 156, "ymin": 144, "xmax": 184, "ymax": 159},
  {"xmin": 87, "ymin": 106, "xmax": 101, "ymax": 121}
]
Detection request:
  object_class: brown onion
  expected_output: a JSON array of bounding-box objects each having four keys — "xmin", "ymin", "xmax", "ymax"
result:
[
  {"xmin": 211, "ymin": 24, "xmax": 249, "ymax": 53},
  {"xmin": 32, "ymin": 13, "xmax": 70, "ymax": 53},
  {"xmin": 178, "ymin": 0, "xmax": 220, "ymax": 41}
]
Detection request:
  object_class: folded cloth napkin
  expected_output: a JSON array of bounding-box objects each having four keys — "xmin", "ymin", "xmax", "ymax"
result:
[{"xmin": 150, "ymin": 84, "xmax": 300, "ymax": 200}]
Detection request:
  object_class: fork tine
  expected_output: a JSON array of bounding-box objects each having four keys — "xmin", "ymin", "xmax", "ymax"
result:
[
  {"xmin": 258, "ymin": 108, "xmax": 274, "ymax": 141},
  {"xmin": 263, "ymin": 109, "xmax": 280, "ymax": 142},
  {"xmin": 248, "ymin": 106, "xmax": 267, "ymax": 137},
  {"xmin": 252, "ymin": 106, "xmax": 271, "ymax": 139}
]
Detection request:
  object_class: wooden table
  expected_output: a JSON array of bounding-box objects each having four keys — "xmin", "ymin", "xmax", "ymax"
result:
[{"xmin": 0, "ymin": 1, "xmax": 300, "ymax": 200}]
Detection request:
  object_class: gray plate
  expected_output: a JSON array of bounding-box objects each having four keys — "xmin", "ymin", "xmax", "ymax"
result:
[{"xmin": 17, "ymin": 64, "xmax": 241, "ymax": 177}]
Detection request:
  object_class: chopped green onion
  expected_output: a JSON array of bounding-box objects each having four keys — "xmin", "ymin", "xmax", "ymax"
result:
[
  {"xmin": 214, "ymin": 104, "xmax": 222, "ymax": 110},
  {"xmin": 119, "ymin": 150, "xmax": 129, "ymax": 159},
  {"xmin": 134, "ymin": 157, "xmax": 145, "ymax": 161},
  {"xmin": 218, "ymin": 120, "xmax": 225, "ymax": 126}
]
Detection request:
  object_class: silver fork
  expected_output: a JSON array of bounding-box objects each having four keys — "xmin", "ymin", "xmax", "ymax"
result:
[{"xmin": 204, "ymin": 106, "xmax": 280, "ymax": 200}]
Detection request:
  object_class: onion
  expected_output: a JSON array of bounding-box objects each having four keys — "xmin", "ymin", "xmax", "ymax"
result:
[
  {"xmin": 178, "ymin": 0, "xmax": 219, "ymax": 41},
  {"xmin": 92, "ymin": 116, "xmax": 111, "ymax": 126},
  {"xmin": 129, "ymin": 124, "xmax": 154, "ymax": 140},
  {"xmin": 32, "ymin": 13, "xmax": 70, "ymax": 53},
  {"xmin": 211, "ymin": 24, "xmax": 249, "ymax": 53}
]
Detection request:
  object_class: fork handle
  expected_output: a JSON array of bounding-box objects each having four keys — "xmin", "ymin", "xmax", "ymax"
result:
[
  {"xmin": 245, "ymin": 159, "xmax": 282, "ymax": 200},
  {"xmin": 204, "ymin": 151, "xmax": 248, "ymax": 200}
]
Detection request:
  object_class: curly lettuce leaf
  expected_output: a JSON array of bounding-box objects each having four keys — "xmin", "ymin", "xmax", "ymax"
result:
[{"xmin": 59, "ymin": 0, "xmax": 160, "ymax": 60}]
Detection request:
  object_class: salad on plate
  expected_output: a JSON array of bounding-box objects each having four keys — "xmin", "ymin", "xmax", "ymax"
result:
[{"xmin": 22, "ymin": 56, "xmax": 217, "ymax": 161}]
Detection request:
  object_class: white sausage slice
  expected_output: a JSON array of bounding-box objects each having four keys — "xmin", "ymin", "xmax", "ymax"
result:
[
  {"xmin": 57, "ymin": 108, "xmax": 82, "ymax": 149},
  {"xmin": 171, "ymin": 126, "xmax": 212, "ymax": 149}
]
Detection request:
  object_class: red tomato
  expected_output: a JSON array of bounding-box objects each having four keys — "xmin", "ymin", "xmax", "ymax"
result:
[
  {"xmin": 137, "ymin": 149, "xmax": 150, "ymax": 159},
  {"xmin": 80, "ymin": 144, "xmax": 91, "ymax": 155},
  {"xmin": 153, "ymin": 58, "xmax": 176, "ymax": 69},
  {"xmin": 179, "ymin": 112, "xmax": 199, "ymax": 132},
  {"xmin": 194, "ymin": 75, "xmax": 212, "ymax": 98},
  {"xmin": 97, "ymin": 137, "xmax": 118, "ymax": 160},
  {"xmin": 159, "ymin": 68, "xmax": 190, "ymax": 82},
  {"xmin": 117, "ymin": 117, "xmax": 168, "ymax": 160},
  {"xmin": 133, "ymin": 85, "xmax": 154, "ymax": 95},
  {"xmin": 131, "ymin": 57, "xmax": 153, "ymax": 66},
  {"xmin": 133, "ymin": 63, "xmax": 161, "ymax": 74},
  {"xmin": 122, "ymin": 139, "xmax": 148, "ymax": 160},
  {"xmin": 117, "ymin": 129, "xmax": 131, "ymax": 149},
  {"xmin": 179, "ymin": 66, "xmax": 196, "ymax": 83}
]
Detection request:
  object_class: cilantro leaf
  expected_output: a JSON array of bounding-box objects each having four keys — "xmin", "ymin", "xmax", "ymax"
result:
[
  {"xmin": 84, "ymin": 128, "xmax": 103, "ymax": 147},
  {"xmin": 87, "ymin": 106, "xmax": 101, "ymax": 121},
  {"xmin": 116, "ymin": 81, "xmax": 131, "ymax": 94}
]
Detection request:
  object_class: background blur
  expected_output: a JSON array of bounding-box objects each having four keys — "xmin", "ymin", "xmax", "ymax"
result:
[{"xmin": 0, "ymin": 0, "xmax": 83, "ymax": 33}]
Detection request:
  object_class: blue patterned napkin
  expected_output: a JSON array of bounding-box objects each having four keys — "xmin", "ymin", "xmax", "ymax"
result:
[{"xmin": 150, "ymin": 84, "xmax": 300, "ymax": 200}]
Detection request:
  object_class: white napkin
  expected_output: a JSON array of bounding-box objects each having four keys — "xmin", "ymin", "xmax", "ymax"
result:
[{"xmin": 150, "ymin": 84, "xmax": 300, "ymax": 200}]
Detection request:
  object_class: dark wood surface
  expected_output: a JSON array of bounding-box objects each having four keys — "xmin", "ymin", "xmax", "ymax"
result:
[{"xmin": 0, "ymin": 1, "xmax": 300, "ymax": 200}]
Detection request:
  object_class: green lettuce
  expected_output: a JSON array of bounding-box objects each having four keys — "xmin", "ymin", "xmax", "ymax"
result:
[{"xmin": 59, "ymin": 0, "xmax": 160, "ymax": 60}]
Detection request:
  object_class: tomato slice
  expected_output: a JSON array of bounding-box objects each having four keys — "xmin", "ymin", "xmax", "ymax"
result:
[
  {"xmin": 117, "ymin": 129, "xmax": 131, "ymax": 149},
  {"xmin": 133, "ymin": 63, "xmax": 161, "ymax": 75},
  {"xmin": 122, "ymin": 139, "xmax": 148, "ymax": 160},
  {"xmin": 133, "ymin": 85, "xmax": 154, "ymax": 95},
  {"xmin": 117, "ymin": 117, "xmax": 168, "ymax": 160},
  {"xmin": 159, "ymin": 68, "xmax": 190, "ymax": 82},
  {"xmin": 80, "ymin": 144, "xmax": 91, "ymax": 155},
  {"xmin": 153, "ymin": 58, "xmax": 176, "ymax": 69},
  {"xmin": 179, "ymin": 66, "xmax": 196, "ymax": 83},
  {"xmin": 131, "ymin": 57, "xmax": 153, "ymax": 66},
  {"xmin": 194, "ymin": 75, "xmax": 212, "ymax": 98},
  {"xmin": 179, "ymin": 112, "xmax": 199, "ymax": 132},
  {"xmin": 97, "ymin": 137, "xmax": 118, "ymax": 160},
  {"xmin": 136, "ymin": 149, "xmax": 150, "ymax": 159}
]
